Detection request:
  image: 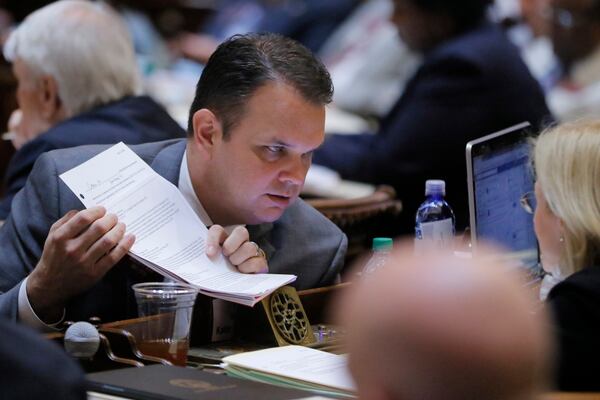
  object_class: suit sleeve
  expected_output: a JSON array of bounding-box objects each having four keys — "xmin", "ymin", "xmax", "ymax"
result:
[
  {"xmin": 317, "ymin": 231, "xmax": 348, "ymax": 287},
  {"xmin": 0, "ymin": 319, "xmax": 86, "ymax": 399},
  {"xmin": 0, "ymin": 152, "xmax": 62, "ymax": 320},
  {"xmin": 313, "ymin": 56, "xmax": 487, "ymax": 185},
  {"xmin": 0, "ymin": 138, "xmax": 57, "ymax": 220}
]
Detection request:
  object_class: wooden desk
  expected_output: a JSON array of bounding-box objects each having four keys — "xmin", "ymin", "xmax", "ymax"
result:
[
  {"xmin": 55, "ymin": 308, "xmax": 600, "ymax": 400},
  {"xmin": 307, "ymin": 185, "xmax": 403, "ymax": 271},
  {"xmin": 540, "ymin": 393, "xmax": 600, "ymax": 399},
  {"xmin": 48, "ymin": 284, "xmax": 350, "ymax": 373},
  {"xmin": 298, "ymin": 283, "xmax": 350, "ymax": 325}
]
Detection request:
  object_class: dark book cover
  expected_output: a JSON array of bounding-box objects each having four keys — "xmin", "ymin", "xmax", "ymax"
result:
[{"xmin": 86, "ymin": 364, "xmax": 313, "ymax": 400}]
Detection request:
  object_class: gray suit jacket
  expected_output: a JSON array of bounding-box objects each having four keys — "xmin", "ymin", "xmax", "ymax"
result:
[{"xmin": 0, "ymin": 139, "xmax": 347, "ymax": 323}]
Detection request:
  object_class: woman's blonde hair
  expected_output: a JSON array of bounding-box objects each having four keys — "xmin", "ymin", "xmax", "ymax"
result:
[{"xmin": 534, "ymin": 120, "xmax": 600, "ymax": 275}]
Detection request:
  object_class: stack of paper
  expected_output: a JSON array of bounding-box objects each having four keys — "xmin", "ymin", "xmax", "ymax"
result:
[
  {"xmin": 60, "ymin": 142, "xmax": 296, "ymax": 306},
  {"xmin": 223, "ymin": 346, "xmax": 356, "ymax": 398}
]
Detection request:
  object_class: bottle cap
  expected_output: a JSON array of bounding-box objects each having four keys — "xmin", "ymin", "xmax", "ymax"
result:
[
  {"xmin": 425, "ymin": 179, "xmax": 445, "ymax": 196},
  {"xmin": 372, "ymin": 237, "xmax": 393, "ymax": 251}
]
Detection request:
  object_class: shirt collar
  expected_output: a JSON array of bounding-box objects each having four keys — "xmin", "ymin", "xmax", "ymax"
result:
[{"xmin": 178, "ymin": 150, "xmax": 243, "ymax": 234}]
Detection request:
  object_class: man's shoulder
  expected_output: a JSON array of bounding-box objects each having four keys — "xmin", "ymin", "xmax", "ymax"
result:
[
  {"xmin": 276, "ymin": 198, "xmax": 344, "ymax": 238},
  {"xmin": 264, "ymin": 198, "xmax": 347, "ymax": 288},
  {"xmin": 413, "ymin": 21, "xmax": 543, "ymax": 103},
  {"xmin": 550, "ymin": 266, "xmax": 600, "ymax": 300},
  {"xmin": 424, "ymin": 22, "xmax": 522, "ymax": 74},
  {"xmin": 40, "ymin": 139, "xmax": 186, "ymax": 174},
  {"xmin": 0, "ymin": 320, "xmax": 85, "ymax": 398},
  {"xmin": 41, "ymin": 95, "xmax": 185, "ymax": 147},
  {"xmin": 437, "ymin": 22, "xmax": 512, "ymax": 56}
]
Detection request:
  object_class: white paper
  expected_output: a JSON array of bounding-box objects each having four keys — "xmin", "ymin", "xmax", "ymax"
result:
[
  {"xmin": 59, "ymin": 142, "xmax": 296, "ymax": 306},
  {"xmin": 223, "ymin": 345, "xmax": 356, "ymax": 393}
]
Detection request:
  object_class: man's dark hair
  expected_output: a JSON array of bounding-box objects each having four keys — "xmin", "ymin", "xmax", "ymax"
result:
[
  {"xmin": 410, "ymin": 0, "xmax": 493, "ymax": 29},
  {"xmin": 187, "ymin": 32, "xmax": 333, "ymax": 137}
]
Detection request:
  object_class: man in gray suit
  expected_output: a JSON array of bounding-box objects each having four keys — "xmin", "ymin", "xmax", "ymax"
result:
[{"xmin": 0, "ymin": 33, "xmax": 347, "ymax": 330}]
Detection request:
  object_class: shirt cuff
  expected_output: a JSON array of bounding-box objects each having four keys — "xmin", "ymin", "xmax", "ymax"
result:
[{"xmin": 18, "ymin": 277, "xmax": 65, "ymax": 331}]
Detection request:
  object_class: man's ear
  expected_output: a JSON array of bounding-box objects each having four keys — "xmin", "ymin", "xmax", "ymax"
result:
[
  {"xmin": 38, "ymin": 75, "xmax": 65, "ymax": 122},
  {"xmin": 191, "ymin": 109, "xmax": 223, "ymax": 156}
]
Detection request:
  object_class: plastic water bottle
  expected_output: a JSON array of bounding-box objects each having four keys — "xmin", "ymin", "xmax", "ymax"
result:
[
  {"xmin": 361, "ymin": 237, "xmax": 393, "ymax": 276},
  {"xmin": 415, "ymin": 180, "xmax": 455, "ymax": 252}
]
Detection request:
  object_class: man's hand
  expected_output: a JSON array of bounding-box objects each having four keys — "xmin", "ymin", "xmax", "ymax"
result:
[
  {"xmin": 206, "ymin": 225, "xmax": 268, "ymax": 274},
  {"xmin": 27, "ymin": 207, "xmax": 135, "ymax": 322},
  {"xmin": 7, "ymin": 109, "xmax": 26, "ymax": 150},
  {"xmin": 7, "ymin": 108, "xmax": 55, "ymax": 150}
]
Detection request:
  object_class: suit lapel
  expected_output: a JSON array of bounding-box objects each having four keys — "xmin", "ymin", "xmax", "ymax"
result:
[{"xmin": 248, "ymin": 223, "xmax": 276, "ymax": 260}]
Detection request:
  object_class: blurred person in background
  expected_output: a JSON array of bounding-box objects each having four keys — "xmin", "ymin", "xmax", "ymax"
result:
[
  {"xmin": 0, "ymin": 0, "xmax": 185, "ymax": 220},
  {"xmin": 502, "ymin": 0, "xmax": 561, "ymax": 92},
  {"xmin": 544, "ymin": 0, "xmax": 600, "ymax": 120},
  {"xmin": 173, "ymin": 0, "xmax": 361, "ymax": 64},
  {"xmin": 318, "ymin": 0, "xmax": 421, "ymax": 133},
  {"xmin": 314, "ymin": 0, "xmax": 552, "ymax": 233}
]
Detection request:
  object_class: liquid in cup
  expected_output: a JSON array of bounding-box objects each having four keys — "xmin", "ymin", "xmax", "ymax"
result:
[
  {"xmin": 132, "ymin": 282, "xmax": 198, "ymax": 366},
  {"xmin": 135, "ymin": 336, "xmax": 189, "ymax": 366}
]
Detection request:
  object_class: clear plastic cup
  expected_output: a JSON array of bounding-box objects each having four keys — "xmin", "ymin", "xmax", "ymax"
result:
[{"xmin": 132, "ymin": 282, "xmax": 198, "ymax": 366}]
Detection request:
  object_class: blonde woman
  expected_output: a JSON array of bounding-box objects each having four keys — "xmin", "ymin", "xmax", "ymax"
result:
[{"xmin": 527, "ymin": 120, "xmax": 600, "ymax": 391}]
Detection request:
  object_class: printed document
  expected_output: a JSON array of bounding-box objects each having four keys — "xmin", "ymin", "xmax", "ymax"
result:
[
  {"xmin": 223, "ymin": 346, "xmax": 356, "ymax": 397},
  {"xmin": 59, "ymin": 142, "xmax": 296, "ymax": 306}
]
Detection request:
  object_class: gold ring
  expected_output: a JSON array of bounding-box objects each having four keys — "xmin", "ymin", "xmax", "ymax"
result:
[{"xmin": 250, "ymin": 241, "xmax": 266, "ymax": 259}]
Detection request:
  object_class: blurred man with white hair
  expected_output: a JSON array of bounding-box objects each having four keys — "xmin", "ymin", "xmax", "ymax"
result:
[
  {"xmin": 337, "ymin": 244, "xmax": 553, "ymax": 400},
  {"xmin": 0, "ymin": 0, "xmax": 185, "ymax": 219}
]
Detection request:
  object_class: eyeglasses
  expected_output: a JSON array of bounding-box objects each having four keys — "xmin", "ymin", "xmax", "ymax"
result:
[{"xmin": 520, "ymin": 191, "xmax": 537, "ymax": 214}]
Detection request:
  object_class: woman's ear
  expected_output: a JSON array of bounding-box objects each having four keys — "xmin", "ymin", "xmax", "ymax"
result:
[{"xmin": 558, "ymin": 218, "xmax": 567, "ymax": 243}]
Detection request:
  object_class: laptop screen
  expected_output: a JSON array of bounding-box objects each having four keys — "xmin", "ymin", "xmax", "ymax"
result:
[{"xmin": 466, "ymin": 123, "xmax": 538, "ymax": 268}]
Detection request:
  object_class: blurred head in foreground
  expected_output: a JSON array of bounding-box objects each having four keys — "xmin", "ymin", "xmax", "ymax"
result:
[{"xmin": 337, "ymin": 243, "xmax": 553, "ymax": 400}]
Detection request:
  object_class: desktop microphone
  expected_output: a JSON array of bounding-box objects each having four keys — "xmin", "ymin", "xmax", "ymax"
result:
[{"xmin": 64, "ymin": 321, "xmax": 100, "ymax": 359}]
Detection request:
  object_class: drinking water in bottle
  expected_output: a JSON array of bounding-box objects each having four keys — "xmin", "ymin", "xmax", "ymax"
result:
[
  {"xmin": 415, "ymin": 180, "xmax": 455, "ymax": 252},
  {"xmin": 361, "ymin": 237, "xmax": 393, "ymax": 276}
]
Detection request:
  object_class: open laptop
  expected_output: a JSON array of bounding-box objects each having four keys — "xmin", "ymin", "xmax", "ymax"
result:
[{"xmin": 466, "ymin": 122, "xmax": 540, "ymax": 273}]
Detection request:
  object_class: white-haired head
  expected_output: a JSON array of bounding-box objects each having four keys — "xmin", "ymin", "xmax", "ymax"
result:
[{"xmin": 4, "ymin": 0, "xmax": 142, "ymax": 117}]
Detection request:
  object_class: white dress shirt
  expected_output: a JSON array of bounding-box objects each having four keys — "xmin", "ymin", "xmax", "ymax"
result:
[{"xmin": 178, "ymin": 150, "xmax": 239, "ymax": 341}]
